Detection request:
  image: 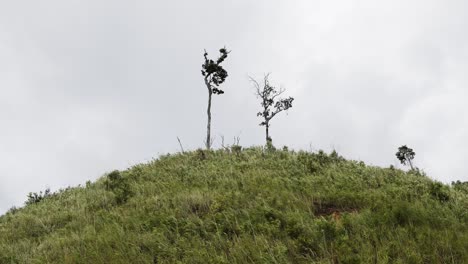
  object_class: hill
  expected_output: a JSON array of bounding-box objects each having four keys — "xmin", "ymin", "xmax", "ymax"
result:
[{"xmin": 1, "ymin": 147, "xmax": 467, "ymax": 263}]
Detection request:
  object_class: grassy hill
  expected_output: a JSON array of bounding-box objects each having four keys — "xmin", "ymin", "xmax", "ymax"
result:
[{"xmin": 1, "ymin": 147, "xmax": 467, "ymax": 263}]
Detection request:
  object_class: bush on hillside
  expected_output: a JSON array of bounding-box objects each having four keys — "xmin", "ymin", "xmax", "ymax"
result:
[
  {"xmin": 430, "ymin": 182, "xmax": 450, "ymax": 202},
  {"xmin": 297, "ymin": 150, "xmax": 345, "ymax": 174},
  {"xmin": 231, "ymin": 145, "xmax": 242, "ymax": 156},
  {"xmin": 25, "ymin": 188, "xmax": 52, "ymax": 205},
  {"xmin": 6, "ymin": 206, "xmax": 20, "ymax": 215},
  {"xmin": 452, "ymin": 180, "xmax": 468, "ymax": 194},
  {"xmin": 105, "ymin": 170, "xmax": 133, "ymax": 204}
]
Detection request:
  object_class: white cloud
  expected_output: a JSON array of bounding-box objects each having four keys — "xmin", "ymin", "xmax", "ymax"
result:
[{"xmin": 1, "ymin": 0, "xmax": 467, "ymax": 213}]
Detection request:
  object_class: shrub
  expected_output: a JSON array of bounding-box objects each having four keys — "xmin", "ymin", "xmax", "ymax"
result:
[
  {"xmin": 25, "ymin": 188, "xmax": 52, "ymax": 205},
  {"xmin": 430, "ymin": 182, "xmax": 450, "ymax": 202},
  {"xmin": 195, "ymin": 148, "xmax": 207, "ymax": 160},
  {"xmin": 105, "ymin": 170, "xmax": 133, "ymax": 204},
  {"xmin": 452, "ymin": 181, "xmax": 468, "ymax": 194},
  {"xmin": 265, "ymin": 140, "xmax": 276, "ymax": 152},
  {"xmin": 231, "ymin": 145, "xmax": 242, "ymax": 156},
  {"xmin": 6, "ymin": 206, "xmax": 19, "ymax": 215}
]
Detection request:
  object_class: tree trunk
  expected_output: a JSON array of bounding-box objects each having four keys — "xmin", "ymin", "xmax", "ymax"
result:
[
  {"xmin": 405, "ymin": 153, "xmax": 414, "ymax": 170},
  {"xmin": 408, "ymin": 158, "xmax": 414, "ymax": 170},
  {"xmin": 206, "ymin": 90, "xmax": 212, "ymax": 149},
  {"xmin": 265, "ymin": 123, "xmax": 271, "ymax": 145}
]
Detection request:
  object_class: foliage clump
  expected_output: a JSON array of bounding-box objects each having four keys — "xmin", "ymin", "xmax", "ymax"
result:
[
  {"xmin": 25, "ymin": 188, "xmax": 52, "ymax": 205},
  {"xmin": 396, "ymin": 145, "xmax": 416, "ymax": 170},
  {"xmin": 452, "ymin": 180, "xmax": 468, "ymax": 194},
  {"xmin": 201, "ymin": 48, "xmax": 229, "ymax": 95},
  {"xmin": 430, "ymin": 181, "xmax": 450, "ymax": 202},
  {"xmin": 104, "ymin": 170, "xmax": 133, "ymax": 204}
]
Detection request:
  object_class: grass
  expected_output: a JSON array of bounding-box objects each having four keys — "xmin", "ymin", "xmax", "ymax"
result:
[{"xmin": 0, "ymin": 147, "xmax": 467, "ymax": 263}]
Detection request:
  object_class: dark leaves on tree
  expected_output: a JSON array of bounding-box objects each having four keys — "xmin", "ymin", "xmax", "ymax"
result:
[
  {"xmin": 396, "ymin": 145, "xmax": 415, "ymax": 165},
  {"xmin": 212, "ymin": 88, "xmax": 224, "ymax": 95},
  {"xmin": 274, "ymin": 97, "xmax": 294, "ymax": 113},
  {"xmin": 396, "ymin": 145, "xmax": 416, "ymax": 170},
  {"xmin": 202, "ymin": 47, "xmax": 230, "ymax": 94}
]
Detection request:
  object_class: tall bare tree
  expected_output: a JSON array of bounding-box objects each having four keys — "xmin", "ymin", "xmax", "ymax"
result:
[
  {"xmin": 201, "ymin": 48, "xmax": 230, "ymax": 149},
  {"xmin": 250, "ymin": 74, "xmax": 294, "ymax": 145}
]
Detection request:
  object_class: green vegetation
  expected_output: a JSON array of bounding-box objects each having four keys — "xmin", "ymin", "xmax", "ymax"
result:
[{"xmin": 1, "ymin": 148, "xmax": 467, "ymax": 263}]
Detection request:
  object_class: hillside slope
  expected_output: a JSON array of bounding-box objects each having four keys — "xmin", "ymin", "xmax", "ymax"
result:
[{"xmin": 1, "ymin": 148, "xmax": 467, "ymax": 263}]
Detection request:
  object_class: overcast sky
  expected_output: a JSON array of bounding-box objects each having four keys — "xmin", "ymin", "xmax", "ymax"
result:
[{"xmin": 1, "ymin": 0, "xmax": 467, "ymax": 214}]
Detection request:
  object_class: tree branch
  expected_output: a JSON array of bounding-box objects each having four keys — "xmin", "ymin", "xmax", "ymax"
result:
[
  {"xmin": 270, "ymin": 89, "xmax": 285, "ymax": 101},
  {"xmin": 249, "ymin": 76, "xmax": 262, "ymax": 97},
  {"xmin": 177, "ymin": 137, "xmax": 185, "ymax": 154}
]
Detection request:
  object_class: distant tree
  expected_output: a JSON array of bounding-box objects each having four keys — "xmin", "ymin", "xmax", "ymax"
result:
[
  {"xmin": 250, "ymin": 74, "xmax": 294, "ymax": 145},
  {"xmin": 452, "ymin": 180, "xmax": 468, "ymax": 194},
  {"xmin": 201, "ymin": 47, "xmax": 230, "ymax": 149},
  {"xmin": 25, "ymin": 188, "xmax": 52, "ymax": 205},
  {"xmin": 452, "ymin": 180, "xmax": 468, "ymax": 187},
  {"xmin": 396, "ymin": 145, "xmax": 415, "ymax": 170}
]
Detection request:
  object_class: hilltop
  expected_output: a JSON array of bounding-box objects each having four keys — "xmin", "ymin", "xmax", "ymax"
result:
[{"xmin": 1, "ymin": 147, "xmax": 467, "ymax": 263}]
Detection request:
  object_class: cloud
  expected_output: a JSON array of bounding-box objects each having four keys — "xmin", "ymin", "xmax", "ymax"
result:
[{"xmin": 1, "ymin": 0, "xmax": 467, "ymax": 213}]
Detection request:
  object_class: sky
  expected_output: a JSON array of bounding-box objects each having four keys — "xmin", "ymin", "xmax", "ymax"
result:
[{"xmin": 0, "ymin": 0, "xmax": 467, "ymax": 214}]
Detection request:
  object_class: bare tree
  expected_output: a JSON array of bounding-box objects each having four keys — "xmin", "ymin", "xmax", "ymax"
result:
[
  {"xmin": 250, "ymin": 74, "xmax": 294, "ymax": 145},
  {"xmin": 201, "ymin": 47, "xmax": 230, "ymax": 149}
]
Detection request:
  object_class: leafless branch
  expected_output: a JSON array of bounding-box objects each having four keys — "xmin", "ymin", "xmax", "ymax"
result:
[
  {"xmin": 248, "ymin": 75, "xmax": 262, "ymax": 96},
  {"xmin": 177, "ymin": 137, "xmax": 185, "ymax": 154},
  {"xmin": 233, "ymin": 136, "xmax": 240, "ymax": 145},
  {"xmin": 220, "ymin": 135, "xmax": 230, "ymax": 151},
  {"xmin": 270, "ymin": 89, "xmax": 285, "ymax": 101}
]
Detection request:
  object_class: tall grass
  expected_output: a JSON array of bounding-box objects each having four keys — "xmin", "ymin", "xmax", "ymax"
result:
[{"xmin": 0, "ymin": 147, "xmax": 467, "ymax": 263}]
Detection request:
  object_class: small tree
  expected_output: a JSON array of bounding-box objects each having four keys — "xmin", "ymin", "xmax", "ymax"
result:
[
  {"xmin": 250, "ymin": 74, "xmax": 294, "ymax": 145},
  {"xmin": 25, "ymin": 188, "xmax": 52, "ymax": 205},
  {"xmin": 396, "ymin": 145, "xmax": 415, "ymax": 170},
  {"xmin": 105, "ymin": 170, "xmax": 133, "ymax": 204},
  {"xmin": 201, "ymin": 47, "xmax": 230, "ymax": 149}
]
